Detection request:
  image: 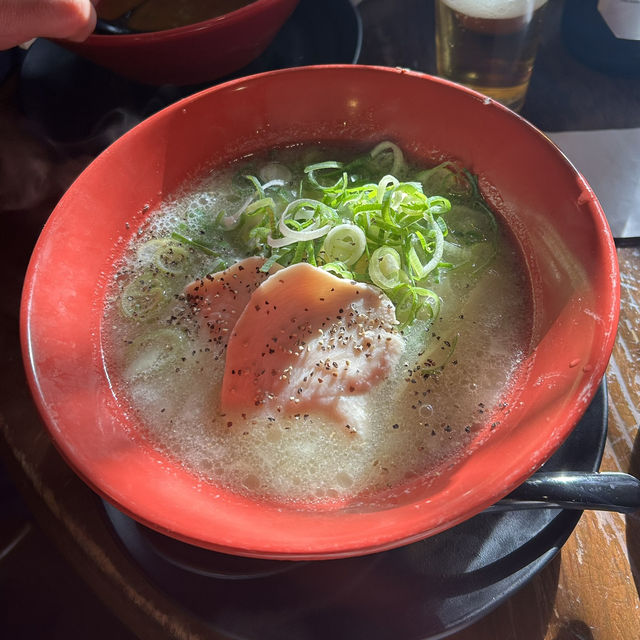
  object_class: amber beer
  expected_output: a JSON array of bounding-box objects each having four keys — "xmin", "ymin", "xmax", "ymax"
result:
[{"xmin": 435, "ymin": 0, "xmax": 549, "ymax": 111}]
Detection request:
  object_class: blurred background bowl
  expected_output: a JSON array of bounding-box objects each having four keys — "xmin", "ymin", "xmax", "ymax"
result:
[
  {"xmin": 56, "ymin": 0, "xmax": 300, "ymax": 85},
  {"xmin": 20, "ymin": 65, "xmax": 619, "ymax": 560}
]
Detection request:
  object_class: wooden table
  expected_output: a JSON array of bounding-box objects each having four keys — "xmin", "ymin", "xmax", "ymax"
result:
[{"xmin": 1, "ymin": 1, "xmax": 639, "ymax": 638}]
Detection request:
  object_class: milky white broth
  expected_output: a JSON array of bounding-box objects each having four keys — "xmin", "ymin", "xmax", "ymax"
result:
[{"xmin": 102, "ymin": 144, "xmax": 533, "ymax": 506}]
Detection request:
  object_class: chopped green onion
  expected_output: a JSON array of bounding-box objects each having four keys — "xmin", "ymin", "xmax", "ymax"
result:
[
  {"xmin": 260, "ymin": 252, "xmax": 285, "ymax": 272},
  {"xmin": 170, "ymin": 232, "xmax": 220, "ymax": 258},
  {"xmin": 243, "ymin": 174, "xmax": 265, "ymax": 198},
  {"xmin": 371, "ymin": 141, "xmax": 404, "ymax": 176},
  {"xmin": 416, "ymin": 216, "xmax": 444, "ymax": 279},
  {"xmin": 321, "ymin": 261, "xmax": 356, "ymax": 279},
  {"xmin": 189, "ymin": 141, "xmax": 497, "ymax": 328},
  {"xmin": 304, "ymin": 162, "xmax": 345, "ymax": 192},
  {"xmin": 137, "ymin": 238, "xmax": 190, "ymax": 274},
  {"xmin": 390, "ymin": 284, "xmax": 440, "ymax": 328},
  {"xmin": 323, "ymin": 224, "xmax": 366, "ymax": 266},
  {"xmin": 369, "ymin": 246, "xmax": 403, "ymax": 290},
  {"xmin": 221, "ymin": 195, "xmax": 254, "ymax": 229},
  {"xmin": 121, "ymin": 270, "xmax": 168, "ymax": 321},
  {"xmin": 245, "ymin": 197, "xmax": 275, "ymax": 216},
  {"xmin": 376, "ymin": 175, "xmax": 400, "ymax": 203},
  {"xmin": 277, "ymin": 199, "xmax": 335, "ymax": 241}
]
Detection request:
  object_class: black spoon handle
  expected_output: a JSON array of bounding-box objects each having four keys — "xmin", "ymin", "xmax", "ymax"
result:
[
  {"xmin": 489, "ymin": 472, "xmax": 640, "ymax": 514},
  {"xmin": 95, "ymin": 18, "xmax": 142, "ymax": 35}
]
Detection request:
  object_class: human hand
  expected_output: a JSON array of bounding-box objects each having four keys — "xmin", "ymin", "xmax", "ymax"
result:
[{"xmin": 0, "ymin": 0, "xmax": 97, "ymax": 50}]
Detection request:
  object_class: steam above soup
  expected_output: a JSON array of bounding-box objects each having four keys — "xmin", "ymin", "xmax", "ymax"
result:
[{"xmin": 102, "ymin": 142, "xmax": 532, "ymax": 505}]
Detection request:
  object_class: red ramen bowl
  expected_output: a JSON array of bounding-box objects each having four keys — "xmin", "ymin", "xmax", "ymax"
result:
[
  {"xmin": 21, "ymin": 65, "xmax": 619, "ymax": 560},
  {"xmin": 57, "ymin": 0, "xmax": 300, "ymax": 85}
]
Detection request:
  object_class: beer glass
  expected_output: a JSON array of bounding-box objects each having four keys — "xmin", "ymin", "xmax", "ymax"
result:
[{"xmin": 435, "ymin": 0, "xmax": 549, "ymax": 111}]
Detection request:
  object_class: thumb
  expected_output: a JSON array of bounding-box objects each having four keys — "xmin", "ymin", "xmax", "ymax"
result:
[{"xmin": 0, "ymin": 0, "xmax": 97, "ymax": 50}]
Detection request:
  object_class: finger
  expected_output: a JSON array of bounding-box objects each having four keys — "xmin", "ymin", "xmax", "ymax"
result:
[
  {"xmin": 40, "ymin": 0, "xmax": 97, "ymax": 42},
  {"xmin": 0, "ymin": 0, "xmax": 97, "ymax": 49}
]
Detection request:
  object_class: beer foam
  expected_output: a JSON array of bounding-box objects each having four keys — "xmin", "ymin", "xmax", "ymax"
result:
[{"xmin": 441, "ymin": 0, "xmax": 547, "ymax": 20}]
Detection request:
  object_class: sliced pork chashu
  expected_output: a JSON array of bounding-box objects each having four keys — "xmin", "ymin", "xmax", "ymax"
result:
[{"xmin": 221, "ymin": 263, "xmax": 404, "ymax": 430}]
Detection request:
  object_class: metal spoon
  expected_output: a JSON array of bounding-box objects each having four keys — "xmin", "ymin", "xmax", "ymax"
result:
[
  {"xmin": 489, "ymin": 471, "xmax": 640, "ymax": 513},
  {"xmin": 94, "ymin": 1, "xmax": 151, "ymax": 35},
  {"xmin": 95, "ymin": 18, "xmax": 140, "ymax": 35}
]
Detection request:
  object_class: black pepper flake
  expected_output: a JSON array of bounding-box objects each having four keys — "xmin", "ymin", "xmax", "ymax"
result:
[{"xmin": 392, "ymin": 423, "xmax": 399, "ymax": 429}]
